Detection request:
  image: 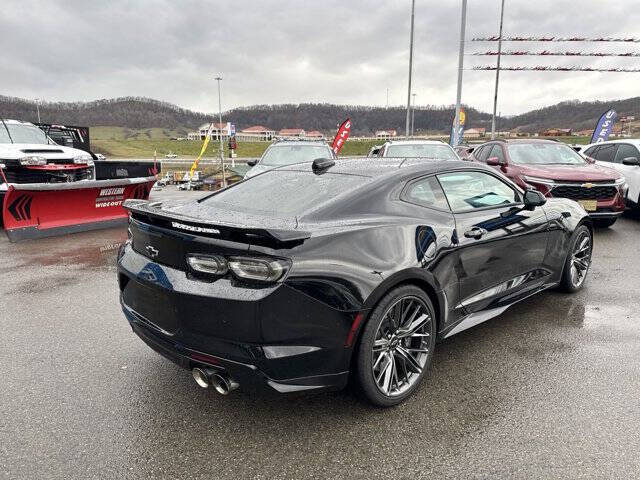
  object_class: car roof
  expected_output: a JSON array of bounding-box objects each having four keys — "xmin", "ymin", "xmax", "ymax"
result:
[
  {"xmin": 384, "ymin": 139, "xmax": 448, "ymax": 145},
  {"xmin": 481, "ymin": 138, "xmax": 562, "ymax": 145},
  {"xmin": 1, "ymin": 119, "xmax": 35, "ymax": 125},
  {"xmin": 583, "ymin": 139, "xmax": 640, "ymax": 147},
  {"xmin": 269, "ymin": 140, "xmax": 329, "ymax": 146}
]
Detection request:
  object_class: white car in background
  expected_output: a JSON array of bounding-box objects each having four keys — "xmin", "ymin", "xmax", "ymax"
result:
[
  {"xmin": 582, "ymin": 140, "xmax": 640, "ymax": 209},
  {"xmin": 372, "ymin": 139, "xmax": 460, "ymax": 160},
  {"xmin": 245, "ymin": 139, "xmax": 335, "ymax": 179}
]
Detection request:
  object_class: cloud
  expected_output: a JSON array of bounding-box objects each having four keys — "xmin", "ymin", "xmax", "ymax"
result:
[{"xmin": 1, "ymin": 0, "xmax": 639, "ymax": 115}]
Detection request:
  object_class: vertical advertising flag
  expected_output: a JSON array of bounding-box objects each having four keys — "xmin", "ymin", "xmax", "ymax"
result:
[
  {"xmin": 590, "ymin": 109, "xmax": 617, "ymax": 143},
  {"xmin": 332, "ymin": 118, "xmax": 352, "ymax": 154},
  {"xmin": 449, "ymin": 108, "xmax": 466, "ymax": 146},
  {"xmin": 189, "ymin": 122, "xmax": 214, "ymax": 178}
]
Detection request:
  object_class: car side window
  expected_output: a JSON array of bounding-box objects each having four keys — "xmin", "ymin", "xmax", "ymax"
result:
[
  {"xmin": 477, "ymin": 145, "xmax": 492, "ymax": 162},
  {"xmin": 490, "ymin": 144, "xmax": 506, "ymax": 163},
  {"xmin": 403, "ymin": 176, "xmax": 450, "ymax": 210},
  {"xmin": 584, "ymin": 146, "xmax": 598, "ymax": 158},
  {"xmin": 613, "ymin": 143, "xmax": 639, "ymax": 163},
  {"xmin": 437, "ymin": 171, "xmax": 519, "ymax": 212},
  {"xmin": 594, "ymin": 144, "xmax": 617, "ymax": 163}
]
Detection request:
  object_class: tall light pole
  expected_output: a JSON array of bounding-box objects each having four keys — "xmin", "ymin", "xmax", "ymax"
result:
[
  {"xmin": 405, "ymin": 0, "xmax": 416, "ymax": 139},
  {"xmin": 215, "ymin": 75, "xmax": 226, "ymax": 187},
  {"xmin": 411, "ymin": 93, "xmax": 417, "ymax": 136},
  {"xmin": 36, "ymin": 99, "xmax": 41, "ymax": 123},
  {"xmin": 453, "ymin": 0, "xmax": 467, "ymax": 147},
  {"xmin": 491, "ymin": 0, "xmax": 506, "ymax": 140}
]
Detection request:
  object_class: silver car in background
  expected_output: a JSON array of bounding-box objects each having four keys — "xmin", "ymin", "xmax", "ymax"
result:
[
  {"xmin": 371, "ymin": 139, "xmax": 460, "ymax": 160},
  {"xmin": 245, "ymin": 139, "xmax": 335, "ymax": 178}
]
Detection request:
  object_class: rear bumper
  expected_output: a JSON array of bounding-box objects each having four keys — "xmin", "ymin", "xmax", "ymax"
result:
[
  {"xmin": 587, "ymin": 210, "xmax": 625, "ymax": 219},
  {"xmin": 122, "ymin": 300, "xmax": 349, "ymax": 393},
  {"xmin": 117, "ymin": 244, "xmax": 358, "ymax": 393}
]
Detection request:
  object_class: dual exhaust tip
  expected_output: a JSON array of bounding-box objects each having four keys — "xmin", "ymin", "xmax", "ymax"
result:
[{"xmin": 192, "ymin": 367, "xmax": 239, "ymax": 395}]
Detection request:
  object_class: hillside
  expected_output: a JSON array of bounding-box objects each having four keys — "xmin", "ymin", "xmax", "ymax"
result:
[{"xmin": 1, "ymin": 94, "xmax": 639, "ymax": 136}]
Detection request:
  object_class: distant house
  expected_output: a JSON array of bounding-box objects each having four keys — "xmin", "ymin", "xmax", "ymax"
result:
[
  {"xmin": 463, "ymin": 127, "xmax": 486, "ymax": 139},
  {"xmin": 375, "ymin": 129, "xmax": 397, "ymax": 139},
  {"xmin": 279, "ymin": 128, "xmax": 306, "ymax": 137},
  {"xmin": 188, "ymin": 122, "xmax": 231, "ymax": 141},
  {"xmin": 542, "ymin": 128, "xmax": 572, "ymax": 137},
  {"xmin": 239, "ymin": 125, "xmax": 276, "ymax": 141},
  {"xmin": 306, "ymin": 130, "xmax": 324, "ymax": 139},
  {"xmin": 574, "ymin": 129, "xmax": 593, "ymax": 137}
]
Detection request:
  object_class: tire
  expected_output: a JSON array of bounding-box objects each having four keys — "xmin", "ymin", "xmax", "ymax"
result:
[
  {"xmin": 559, "ymin": 225, "xmax": 592, "ymax": 293},
  {"xmin": 355, "ymin": 285, "xmax": 436, "ymax": 407},
  {"xmin": 593, "ymin": 218, "xmax": 617, "ymax": 228}
]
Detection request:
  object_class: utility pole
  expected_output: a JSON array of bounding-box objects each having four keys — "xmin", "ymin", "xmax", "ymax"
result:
[
  {"xmin": 453, "ymin": 0, "xmax": 467, "ymax": 147},
  {"xmin": 215, "ymin": 75, "xmax": 226, "ymax": 188},
  {"xmin": 411, "ymin": 93, "xmax": 417, "ymax": 136},
  {"xmin": 36, "ymin": 99, "xmax": 41, "ymax": 123},
  {"xmin": 491, "ymin": 0, "xmax": 506, "ymax": 140},
  {"xmin": 405, "ymin": 0, "xmax": 416, "ymax": 139}
]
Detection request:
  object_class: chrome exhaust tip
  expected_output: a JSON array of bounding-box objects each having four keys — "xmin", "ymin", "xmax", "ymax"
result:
[
  {"xmin": 211, "ymin": 373, "xmax": 239, "ymax": 395},
  {"xmin": 191, "ymin": 367, "xmax": 211, "ymax": 388}
]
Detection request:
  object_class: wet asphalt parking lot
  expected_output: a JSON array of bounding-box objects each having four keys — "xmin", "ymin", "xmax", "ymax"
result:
[{"xmin": 1, "ymin": 186, "xmax": 640, "ymax": 479}]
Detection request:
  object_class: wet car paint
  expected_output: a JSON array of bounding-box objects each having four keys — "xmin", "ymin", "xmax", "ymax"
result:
[{"xmin": 118, "ymin": 161, "xmax": 590, "ymax": 394}]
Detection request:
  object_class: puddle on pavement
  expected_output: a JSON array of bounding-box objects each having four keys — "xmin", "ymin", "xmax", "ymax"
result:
[
  {"xmin": 583, "ymin": 304, "xmax": 638, "ymax": 331},
  {"xmin": 1, "ymin": 228, "xmax": 127, "ymax": 270}
]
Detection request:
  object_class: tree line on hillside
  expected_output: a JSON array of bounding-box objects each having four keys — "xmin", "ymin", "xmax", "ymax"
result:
[{"xmin": 1, "ymin": 94, "xmax": 639, "ymax": 135}]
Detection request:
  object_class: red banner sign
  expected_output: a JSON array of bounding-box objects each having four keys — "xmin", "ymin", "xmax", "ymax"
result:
[{"xmin": 331, "ymin": 118, "xmax": 351, "ymax": 154}]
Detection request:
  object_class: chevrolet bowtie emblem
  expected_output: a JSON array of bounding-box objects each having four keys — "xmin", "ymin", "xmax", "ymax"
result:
[
  {"xmin": 582, "ymin": 183, "xmax": 594, "ymax": 188},
  {"xmin": 145, "ymin": 245, "xmax": 159, "ymax": 258}
]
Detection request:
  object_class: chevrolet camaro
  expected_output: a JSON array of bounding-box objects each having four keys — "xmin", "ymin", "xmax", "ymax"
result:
[{"xmin": 118, "ymin": 158, "xmax": 593, "ymax": 406}]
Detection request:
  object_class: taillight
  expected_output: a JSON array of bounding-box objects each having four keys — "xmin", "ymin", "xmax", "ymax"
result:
[
  {"xmin": 186, "ymin": 254, "xmax": 290, "ymax": 283},
  {"xmin": 227, "ymin": 257, "xmax": 290, "ymax": 283},
  {"xmin": 186, "ymin": 254, "xmax": 229, "ymax": 276}
]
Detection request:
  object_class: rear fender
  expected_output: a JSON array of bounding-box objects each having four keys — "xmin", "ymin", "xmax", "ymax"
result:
[{"xmin": 361, "ymin": 268, "xmax": 447, "ymax": 334}]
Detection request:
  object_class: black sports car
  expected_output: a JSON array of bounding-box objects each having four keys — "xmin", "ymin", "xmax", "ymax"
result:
[{"xmin": 118, "ymin": 158, "xmax": 593, "ymax": 406}]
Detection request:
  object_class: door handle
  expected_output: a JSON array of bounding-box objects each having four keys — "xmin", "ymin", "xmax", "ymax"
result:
[{"xmin": 464, "ymin": 227, "xmax": 488, "ymax": 239}]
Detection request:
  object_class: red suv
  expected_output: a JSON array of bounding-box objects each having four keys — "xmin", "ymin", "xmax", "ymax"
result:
[{"xmin": 470, "ymin": 139, "xmax": 627, "ymax": 227}]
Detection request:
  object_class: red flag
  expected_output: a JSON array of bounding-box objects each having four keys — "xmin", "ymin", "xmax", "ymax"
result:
[{"xmin": 331, "ymin": 118, "xmax": 351, "ymax": 154}]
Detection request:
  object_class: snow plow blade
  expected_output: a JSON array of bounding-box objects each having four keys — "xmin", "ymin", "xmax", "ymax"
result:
[{"xmin": 2, "ymin": 177, "xmax": 156, "ymax": 242}]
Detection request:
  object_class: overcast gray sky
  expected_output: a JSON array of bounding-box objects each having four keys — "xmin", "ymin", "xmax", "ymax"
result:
[{"xmin": 2, "ymin": 0, "xmax": 639, "ymax": 115}]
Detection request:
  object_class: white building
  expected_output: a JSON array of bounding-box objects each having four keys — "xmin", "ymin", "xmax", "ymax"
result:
[
  {"xmin": 375, "ymin": 129, "xmax": 397, "ymax": 140},
  {"xmin": 238, "ymin": 125, "xmax": 276, "ymax": 142},
  {"xmin": 188, "ymin": 122, "xmax": 232, "ymax": 141}
]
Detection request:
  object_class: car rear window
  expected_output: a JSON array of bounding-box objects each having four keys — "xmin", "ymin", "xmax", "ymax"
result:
[
  {"xmin": 203, "ymin": 170, "xmax": 370, "ymax": 215},
  {"xmin": 260, "ymin": 145, "xmax": 332, "ymax": 167}
]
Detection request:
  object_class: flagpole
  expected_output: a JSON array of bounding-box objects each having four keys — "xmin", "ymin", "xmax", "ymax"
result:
[
  {"xmin": 453, "ymin": 0, "xmax": 467, "ymax": 147},
  {"xmin": 405, "ymin": 0, "xmax": 416, "ymax": 139},
  {"xmin": 491, "ymin": 0, "xmax": 506, "ymax": 140}
]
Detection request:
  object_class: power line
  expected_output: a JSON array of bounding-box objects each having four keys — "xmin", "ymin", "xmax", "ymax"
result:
[
  {"xmin": 472, "ymin": 51, "xmax": 640, "ymax": 57},
  {"xmin": 472, "ymin": 36, "xmax": 640, "ymax": 42},
  {"xmin": 472, "ymin": 66, "xmax": 640, "ymax": 72}
]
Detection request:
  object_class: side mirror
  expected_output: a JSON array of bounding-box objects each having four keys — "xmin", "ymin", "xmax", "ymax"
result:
[
  {"xmin": 622, "ymin": 156, "xmax": 640, "ymax": 166},
  {"xmin": 523, "ymin": 189, "xmax": 546, "ymax": 209},
  {"xmin": 247, "ymin": 160, "xmax": 257, "ymax": 167},
  {"xmin": 584, "ymin": 156, "xmax": 596, "ymax": 164},
  {"xmin": 486, "ymin": 156, "xmax": 505, "ymax": 166}
]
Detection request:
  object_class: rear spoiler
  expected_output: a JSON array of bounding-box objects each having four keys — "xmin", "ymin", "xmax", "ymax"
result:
[{"xmin": 123, "ymin": 199, "xmax": 312, "ymax": 243}]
